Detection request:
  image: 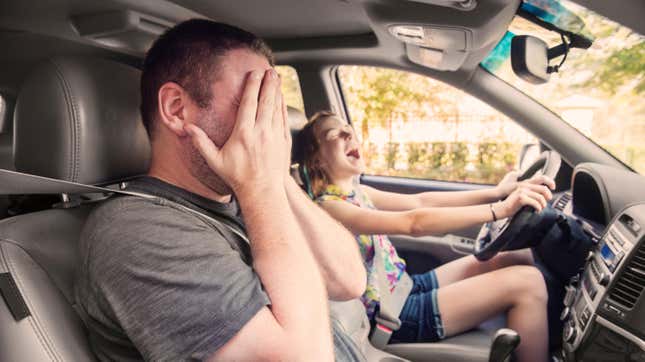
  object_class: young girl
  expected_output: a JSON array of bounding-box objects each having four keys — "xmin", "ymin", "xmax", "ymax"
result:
[{"xmin": 296, "ymin": 111, "xmax": 557, "ymax": 362}]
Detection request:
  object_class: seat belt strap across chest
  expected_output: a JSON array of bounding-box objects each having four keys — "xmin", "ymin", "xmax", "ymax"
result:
[
  {"xmin": 112, "ymin": 189, "xmax": 251, "ymax": 245},
  {"xmin": 370, "ymin": 237, "xmax": 413, "ymax": 348},
  {"xmin": 352, "ymin": 182, "xmax": 413, "ymax": 348}
]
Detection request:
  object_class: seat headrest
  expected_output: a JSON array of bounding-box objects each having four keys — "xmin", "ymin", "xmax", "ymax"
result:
[
  {"xmin": 13, "ymin": 56, "xmax": 150, "ymax": 185},
  {"xmin": 288, "ymin": 106, "xmax": 308, "ymax": 164}
]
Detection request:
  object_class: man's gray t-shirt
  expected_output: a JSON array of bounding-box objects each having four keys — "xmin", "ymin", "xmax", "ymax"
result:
[{"xmin": 74, "ymin": 176, "xmax": 364, "ymax": 361}]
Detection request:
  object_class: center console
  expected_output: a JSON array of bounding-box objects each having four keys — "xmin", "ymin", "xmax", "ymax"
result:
[{"xmin": 562, "ymin": 203, "xmax": 645, "ymax": 361}]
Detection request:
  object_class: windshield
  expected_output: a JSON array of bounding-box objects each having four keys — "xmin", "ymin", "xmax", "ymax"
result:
[{"xmin": 482, "ymin": 0, "xmax": 645, "ymax": 174}]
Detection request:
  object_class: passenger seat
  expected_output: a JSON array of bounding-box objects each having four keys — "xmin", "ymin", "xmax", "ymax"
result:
[
  {"xmin": 0, "ymin": 56, "xmax": 149, "ymax": 361},
  {"xmin": 0, "ymin": 99, "xmax": 14, "ymax": 218}
]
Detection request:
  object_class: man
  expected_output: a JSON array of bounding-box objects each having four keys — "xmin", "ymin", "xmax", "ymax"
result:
[{"xmin": 75, "ymin": 19, "xmax": 367, "ymax": 361}]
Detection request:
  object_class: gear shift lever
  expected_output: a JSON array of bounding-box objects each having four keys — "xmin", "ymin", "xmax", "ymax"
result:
[{"xmin": 489, "ymin": 328, "xmax": 520, "ymax": 362}]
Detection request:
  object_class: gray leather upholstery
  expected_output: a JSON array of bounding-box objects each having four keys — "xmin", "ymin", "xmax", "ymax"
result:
[
  {"xmin": 288, "ymin": 106, "xmax": 308, "ymax": 164},
  {"xmin": 13, "ymin": 56, "xmax": 150, "ymax": 184},
  {"xmin": 331, "ymin": 300, "xmax": 412, "ymax": 362},
  {"xmin": 0, "ymin": 56, "xmax": 146, "ymax": 362},
  {"xmin": 0, "ymin": 206, "xmax": 97, "ymax": 362},
  {"xmin": 0, "ymin": 133, "xmax": 13, "ymax": 171},
  {"xmin": 288, "ymin": 105, "xmax": 308, "ymax": 135},
  {"xmin": 0, "ymin": 132, "xmax": 13, "ymax": 217}
]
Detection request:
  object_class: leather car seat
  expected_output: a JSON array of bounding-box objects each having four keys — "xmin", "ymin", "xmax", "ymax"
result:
[
  {"xmin": 0, "ymin": 102, "xmax": 14, "ymax": 217},
  {"xmin": 0, "ymin": 56, "xmax": 149, "ymax": 361}
]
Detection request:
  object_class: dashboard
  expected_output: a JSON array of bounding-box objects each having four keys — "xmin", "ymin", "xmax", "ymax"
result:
[{"xmin": 557, "ymin": 163, "xmax": 645, "ymax": 361}]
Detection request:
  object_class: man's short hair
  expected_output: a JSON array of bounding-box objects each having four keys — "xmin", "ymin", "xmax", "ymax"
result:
[{"xmin": 140, "ymin": 19, "xmax": 275, "ymax": 137}]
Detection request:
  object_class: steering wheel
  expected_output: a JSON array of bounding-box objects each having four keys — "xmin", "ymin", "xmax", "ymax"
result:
[{"xmin": 474, "ymin": 151, "xmax": 561, "ymax": 261}]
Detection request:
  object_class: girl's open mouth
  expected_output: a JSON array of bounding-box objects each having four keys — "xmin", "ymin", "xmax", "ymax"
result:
[{"xmin": 346, "ymin": 148, "xmax": 360, "ymax": 160}]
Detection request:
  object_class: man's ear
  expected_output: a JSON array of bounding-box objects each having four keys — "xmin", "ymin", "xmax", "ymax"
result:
[{"xmin": 157, "ymin": 82, "xmax": 192, "ymax": 137}]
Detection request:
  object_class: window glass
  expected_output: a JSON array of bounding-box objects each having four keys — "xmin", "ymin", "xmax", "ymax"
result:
[
  {"xmin": 482, "ymin": 1, "xmax": 644, "ymax": 174},
  {"xmin": 276, "ymin": 65, "xmax": 305, "ymax": 112},
  {"xmin": 337, "ymin": 66, "xmax": 536, "ymax": 184}
]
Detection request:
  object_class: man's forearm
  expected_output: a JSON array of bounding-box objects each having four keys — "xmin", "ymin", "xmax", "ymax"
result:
[
  {"xmin": 238, "ymin": 187, "xmax": 333, "ymax": 359},
  {"xmin": 285, "ymin": 178, "xmax": 366, "ymax": 301}
]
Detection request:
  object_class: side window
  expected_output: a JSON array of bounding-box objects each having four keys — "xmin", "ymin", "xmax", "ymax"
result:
[
  {"xmin": 337, "ymin": 66, "xmax": 536, "ymax": 184},
  {"xmin": 276, "ymin": 65, "xmax": 305, "ymax": 112}
]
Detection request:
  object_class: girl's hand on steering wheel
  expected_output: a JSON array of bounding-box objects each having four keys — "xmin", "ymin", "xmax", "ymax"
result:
[
  {"xmin": 495, "ymin": 182, "xmax": 554, "ymax": 219},
  {"xmin": 495, "ymin": 171, "xmax": 556, "ymax": 200}
]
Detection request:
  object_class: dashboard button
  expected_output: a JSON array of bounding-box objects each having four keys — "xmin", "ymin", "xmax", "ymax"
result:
[
  {"xmin": 564, "ymin": 285, "xmax": 577, "ymax": 306},
  {"xmin": 598, "ymin": 273, "xmax": 610, "ymax": 286},
  {"xmin": 588, "ymin": 287, "xmax": 597, "ymax": 300},
  {"xmin": 564, "ymin": 322, "xmax": 577, "ymax": 343}
]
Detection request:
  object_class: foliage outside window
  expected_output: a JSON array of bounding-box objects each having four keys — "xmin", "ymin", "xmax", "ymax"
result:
[
  {"xmin": 338, "ymin": 66, "xmax": 536, "ymax": 184},
  {"xmin": 275, "ymin": 66, "xmax": 305, "ymax": 112},
  {"xmin": 485, "ymin": 1, "xmax": 644, "ymax": 174}
]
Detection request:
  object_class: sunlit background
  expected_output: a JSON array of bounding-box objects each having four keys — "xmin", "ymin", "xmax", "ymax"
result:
[{"xmin": 278, "ymin": 0, "xmax": 644, "ymax": 184}]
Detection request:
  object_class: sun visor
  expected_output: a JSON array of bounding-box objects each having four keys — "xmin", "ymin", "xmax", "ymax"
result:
[
  {"xmin": 405, "ymin": 43, "xmax": 468, "ymax": 71},
  {"xmin": 390, "ymin": 25, "xmax": 471, "ymax": 71},
  {"xmin": 72, "ymin": 10, "xmax": 173, "ymax": 54}
]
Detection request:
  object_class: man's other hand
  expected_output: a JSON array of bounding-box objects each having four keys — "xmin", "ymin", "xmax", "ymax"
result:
[{"xmin": 185, "ymin": 69, "xmax": 288, "ymax": 198}]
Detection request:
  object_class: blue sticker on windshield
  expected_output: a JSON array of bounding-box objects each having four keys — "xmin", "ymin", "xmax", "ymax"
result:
[
  {"xmin": 521, "ymin": 0, "xmax": 593, "ymax": 40},
  {"xmin": 481, "ymin": 31, "xmax": 514, "ymax": 73}
]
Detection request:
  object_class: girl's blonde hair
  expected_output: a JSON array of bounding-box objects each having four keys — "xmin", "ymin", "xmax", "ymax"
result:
[{"xmin": 294, "ymin": 110, "xmax": 339, "ymax": 198}]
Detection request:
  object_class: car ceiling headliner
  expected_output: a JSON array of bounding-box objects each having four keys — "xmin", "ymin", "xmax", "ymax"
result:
[{"xmin": 0, "ymin": 0, "xmax": 642, "ymax": 91}]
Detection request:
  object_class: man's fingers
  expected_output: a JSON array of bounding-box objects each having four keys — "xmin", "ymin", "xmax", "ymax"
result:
[
  {"xmin": 184, "ymin": 124, "xmax": 222, "ymax": 170},
  {"xmin": 272, "ymin": 81, "xmax": 284, "ymax": 131},
  {"xmin": 256, "ymin": 69, "xmax": 279, "ymax": 130},
  {"xmin": 235, "ymin": 70, "xmax": 264, "ymax": 133},
  {"xmin": 281, "ymin": 94, "xmax": 290, "ymax": 141}
]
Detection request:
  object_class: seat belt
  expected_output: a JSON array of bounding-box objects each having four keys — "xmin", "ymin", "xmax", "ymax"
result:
[
  {"xmin": 370, "ymin": 237, "xmax": 413, "ymax": 348},
  {"xmin": 123, "ymin": 190, "xmax": 251, "ymax": 244},
  {"xmin": 0, "ymin": 168, "xmax": 411, "ymax": 348},
  {"xmin": 352, "ymin": 184, "xmax": 413, "ymax": 349},
  {"xmin": 0, "ymin": 168, "xmax": 251, "ymax": 244}
]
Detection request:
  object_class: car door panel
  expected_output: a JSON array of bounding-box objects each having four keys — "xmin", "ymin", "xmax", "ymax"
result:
[{"xmin": 361, "ymin": 174, "xmax": 489, "ymax": 271}]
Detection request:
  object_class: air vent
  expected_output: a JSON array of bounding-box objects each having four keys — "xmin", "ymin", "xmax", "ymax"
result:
[
  {"xmin": 609, "ymin": 242, "xmax": 645, "ymax": 309},
  {"xmin": 553, "ymin": 192, "xmax": 572, "ymax": 211}
]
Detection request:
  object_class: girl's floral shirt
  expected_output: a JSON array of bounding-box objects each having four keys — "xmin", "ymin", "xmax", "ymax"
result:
[{"xmin": 316, "ymin": 184, "xmax": 407, "ymax": 319}]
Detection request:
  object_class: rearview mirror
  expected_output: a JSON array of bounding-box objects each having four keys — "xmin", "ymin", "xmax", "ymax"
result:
[{"xmin": 511, "ymin": 35, "xmax": 550, "ymax": 84}]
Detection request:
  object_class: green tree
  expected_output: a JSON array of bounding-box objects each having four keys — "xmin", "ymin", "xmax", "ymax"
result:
[{"xmin": 339, "ymin": 66, "xmax": 453, "ymax": 144}]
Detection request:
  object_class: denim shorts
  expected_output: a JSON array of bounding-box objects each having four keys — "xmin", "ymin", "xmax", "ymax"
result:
[{"xmin": 389, "ymin": 270, "xmax": 445, "ymax": 343}]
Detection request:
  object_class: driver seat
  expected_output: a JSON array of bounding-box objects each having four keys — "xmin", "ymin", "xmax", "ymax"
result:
[{"xmin": 288, "ymin": 107, "xmax": 500, "ymax": 362}]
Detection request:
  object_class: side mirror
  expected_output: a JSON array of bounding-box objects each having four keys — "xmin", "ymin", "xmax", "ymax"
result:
[{"xmin": 511, "ymin": 35, "xmax": 550, "ymax": 84}]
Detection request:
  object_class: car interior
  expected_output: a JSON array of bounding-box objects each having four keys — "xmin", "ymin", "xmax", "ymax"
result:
[{"xmin": 0, "ymin": 0, "xmax": 643, "ymax": 361}]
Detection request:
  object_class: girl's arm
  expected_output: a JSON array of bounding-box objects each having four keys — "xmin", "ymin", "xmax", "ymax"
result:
[
  {"xmin": 362, "ymin": 172, "xmax": 555, "ymax": 211},
  {"xmin": 321, "ymin": 184, "xmax": 551, "ymax": 237}
]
